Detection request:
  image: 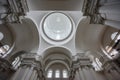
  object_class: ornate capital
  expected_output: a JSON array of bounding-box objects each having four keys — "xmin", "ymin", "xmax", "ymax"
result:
[
  {"xmin": 82, "ymin": 0, "xmax": 104, "ymax": 24},
  {"xmin": 20, "ymin": 54, "xmax": 42, "ymax": 70},
  {"xmin": 0, "ymin": 0, "xmax": 29, "ymax": 24}
]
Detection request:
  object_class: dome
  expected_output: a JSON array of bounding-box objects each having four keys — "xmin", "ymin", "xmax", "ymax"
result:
[{"xmin": 43, "ymin": 12, "xmax": 72, "ymax": 41}]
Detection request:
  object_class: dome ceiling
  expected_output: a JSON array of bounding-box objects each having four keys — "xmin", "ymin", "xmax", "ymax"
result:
[
  {"xmin": 2, "ymin": 0, "xmax": 110, "ymax": 58},
  {"xmin": 43, "ymin": 12, "xmax": 73, "ymax": 41}
]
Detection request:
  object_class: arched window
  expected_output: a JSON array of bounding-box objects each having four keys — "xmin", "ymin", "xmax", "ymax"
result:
[
  {"xmin": 105, "ymin": 31, "xmax": 120, "ymax": 59},
  {"xmin": 0, "ymin": 45, "xmax": 10, "ymax": 57},
  {"xmin": 92, "ymin": 58, "xmax": 103, "ymax": 71},
  {"xmin": 12, "ymin": 57, "xmax": 21, "ymax": 69},
  {"xmin": 46, "ymin": 63, "xmax": 69, "ymax": 79},
  {"xmin": 47, "ymin": 69, "xmax": 53, "ymax": 78},
  {"xmin": 55, "ymin": 70, "xmax": 60, "ymax": 78},
  {"xmin": 111, "ymin": 32, "xmax": 120, "ymax": 42},
  {"xmin": 96, "ymin": 58, "xmax": 102, "ymax": 67},
  {"xmin": 63, "ymin": 69, "xmax": 68, "ymax": 78}
]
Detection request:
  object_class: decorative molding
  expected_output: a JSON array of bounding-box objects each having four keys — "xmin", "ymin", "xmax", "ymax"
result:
[
  {"xmin": 0, "ymin": 58, "xmax": 15, "ymax": 80},
  {"xmin": 82, "ymin": 0, "xmax": 104, "ymax": 24},
  {"xmin": 69, "ymin": 54, "xmax": 92, "ymax": 80},
  {"xmin": 0, "ymin": 0, "xmax": 29, "ymax": 24},
  {"xmin": 11, "ymin": 53, "xmax": 45, "ymax": 80}
]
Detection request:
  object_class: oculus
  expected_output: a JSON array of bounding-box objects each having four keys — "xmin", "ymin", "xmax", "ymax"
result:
[{"xmin": 43, "ymin": 12, "xmax": 73, "ymax": 41}]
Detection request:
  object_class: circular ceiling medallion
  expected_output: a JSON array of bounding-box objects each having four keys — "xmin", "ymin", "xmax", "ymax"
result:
[{"xmin": 43, "ymin": 12, "xmax": 73, "ymax": 41}]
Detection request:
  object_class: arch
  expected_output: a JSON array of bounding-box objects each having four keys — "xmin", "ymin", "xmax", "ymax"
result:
[
  {"xmin": 75, "ymin": 17, "xmax": 90, "ymax": 53},
  {"xmin": 8, "ymin": 18, "xmax": 40, "ymax": 56},
  {"xmin": 75, "ymin": 17, "xmax": 107, "ymax": 55},
  {"xmin": 45, "ymin": 60, "xmax": 70, "ymax": 71},
  {"xmin": 0, "ymin": 24, "xmax": 15, "ymax": 58},
  {"xmin": 42, "ymin": 47, "xmax": 72, "ymax": 71},
  {"xmin": 101, "ymin": 27, "xmax": 120, "ymax": 59},
  {"xmin": 42, "ymin": 46, "xmax": 72, "ymax": 59}
]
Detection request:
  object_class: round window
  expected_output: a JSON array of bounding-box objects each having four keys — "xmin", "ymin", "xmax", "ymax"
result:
[{"xmin": 43, "ymin": 12, "xmax": 73, "ymax": 41}]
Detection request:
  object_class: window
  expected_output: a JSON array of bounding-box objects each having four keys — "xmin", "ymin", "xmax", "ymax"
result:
[
  {"xmin": 110, "ymin": 49, "xmax": 118, "ymax": 57},
  {"xmin": 111, "ymin": 32, "xmax": 120, "ymax": 42},
  {"xmin": 55, "ymin": 70, "xmax": 60, "ymax": 78},
  {"xmin": 92, "ymin": 58, "xmax": 103, "ymax": 71},
  {"xmin": 47, "ymin": 70, "xmax": 53, "ymax": 78},
  {"xmin": 0, "ymin": 45, "xmax": 10, "ymax": 57},
  {"xmin": 46, "ymin": 63, "xmax": 69, "ymax": 79},
  {"xmin": 0, "ymin": 32, "xmax": 10, "ymax": 58},
  {"xmin": 105, "ymin": 45, "xmax": 119, "ymax": 59},
  {"xmin": 92, "ymin": 61, "xmax": 100, "ymax": 71},
  {"xmin": 43, "ymin": 12, "xmax": 72, "ymax": 41},
  {"xmin": 106, "ymin": 46, "xmax": 112, "ymax": 53},
  {"xmin": 104, "ymin": 31, "xmax": 120, "ymax": 59},
  {"xmin": 63, "ymin": 69, "xmax": 68, "ymax": 78},
  {"xmin": 12, "ymin": 57, "xmax": 21, "ymax": 69}
]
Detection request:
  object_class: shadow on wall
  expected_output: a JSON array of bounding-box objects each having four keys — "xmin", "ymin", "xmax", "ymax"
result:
[
  {"xmin": 75, "ymin": 17, "xmax": 107, "ymax": 54},
  {"xmin": 7, "ymin": 18, "xmax": 40, "ymax": 56}
]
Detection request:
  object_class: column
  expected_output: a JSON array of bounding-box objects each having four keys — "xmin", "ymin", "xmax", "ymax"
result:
[
  {"xmin": 78, "ymin": 67, "xmax": 85, "ymax": 80},
  {"xmin": 103, "ymin": 60, "xmax": 120, "ymax": 80},
  {"xmin": 10, "ymin": 53, "xmax": 45, "ymax": 80},
  {"xmin": 0, "ymin": 58, "xmax": 14, "ymax": 80},
  {"xmin": 74, "ymin": 69, "xmax": 81, "ymax": 80}
]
